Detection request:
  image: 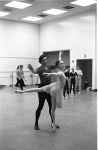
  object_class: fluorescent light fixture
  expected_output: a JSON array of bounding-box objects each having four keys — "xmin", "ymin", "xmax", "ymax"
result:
[
  {"xmin": 5, "ymin": 1, "xmax": 32, "ymax": 9},
  {"xmin": 71, "ymin": 0, "xmax": 97, "ymax": 6},
  {"xmin": 0, "ymin": 11, "xmax": 10, "ymax": 17},
  {"xmin": 43, "ymin": 8, "xmax": 67, "ymax": 15},
  {"xmin": 22, "ymin": 16, "xmax": 43, "ymax": 21}
]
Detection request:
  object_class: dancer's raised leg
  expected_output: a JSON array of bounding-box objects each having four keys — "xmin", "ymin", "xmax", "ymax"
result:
[{"xmin": 15, "ymin": 87, "xmax": 44, "ymax": 93}]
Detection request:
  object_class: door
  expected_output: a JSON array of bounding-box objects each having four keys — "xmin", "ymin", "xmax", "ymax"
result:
[{"xmin": 76, "ymin": 59, "xmax": 92, "ymax": 89}]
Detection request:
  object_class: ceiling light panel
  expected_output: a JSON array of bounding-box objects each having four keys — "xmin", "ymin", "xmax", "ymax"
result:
[
  {"xmin": 71, "ymin": 0, "xmax": 97, "ymax": 6},
  {"xmin": 43, "ymin": 9, "xmax": 67, "ymax": 15},
  {"xmin": 0, "ymin": 11, "xmax": 10, "ymax": 17},
  {"xmin": 22, "ymin": 16, "xmax": 43, "ymax": 21},
  {"xmin": 5, "ymin": 1, "xmax": 32, "ymax": 9}
]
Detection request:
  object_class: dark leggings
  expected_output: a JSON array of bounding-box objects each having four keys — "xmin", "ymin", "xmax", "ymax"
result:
[
  {"xmin": 15, "ymin": 78, "xmax": 24, "ymax": 90},
  {"xmin": 35, "ymin": 84, "xmax": 52, "ymax": 126},
  {"xmin": 63, "ymin": 80, "xmax": 69, "ymax": 97},
  {"xmin": 70, "ymin": 78, "xmax": 76, "ymax": 95}
]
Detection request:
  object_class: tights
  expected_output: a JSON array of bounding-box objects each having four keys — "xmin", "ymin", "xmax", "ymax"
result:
[
  {"xmin": 15, "ymin": 78, "xmax": 24, "ymax": 90},
  {"xmin": 63, "ymin": 80, "xmax": 69, "ymax": 97},
  {"xmin": 70, "ymin": 78, "xmax": 76, "ymax": 95},
  {"xmin": 35, "ymin": 85, "xmax": 52, "ymax": 126}
]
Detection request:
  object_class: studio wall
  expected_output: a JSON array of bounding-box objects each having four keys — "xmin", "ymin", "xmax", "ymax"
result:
[{"xmin": 40, "ymin": 10, "xmax": 97, "ymax": 89}]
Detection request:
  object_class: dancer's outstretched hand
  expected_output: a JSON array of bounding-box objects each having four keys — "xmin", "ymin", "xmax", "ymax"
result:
[
  {"xmin": 15, "ymin": 90, "xmax": 24, "ymax": 93},
  {"xmin": 43, "ymin": 73, "xmax": 50, "ymax": 76}
]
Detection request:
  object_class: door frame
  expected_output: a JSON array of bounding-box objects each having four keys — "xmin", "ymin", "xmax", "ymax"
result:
[{"xmin": 76, "ymin": 59, "xmax": 92, "ymax": 90}]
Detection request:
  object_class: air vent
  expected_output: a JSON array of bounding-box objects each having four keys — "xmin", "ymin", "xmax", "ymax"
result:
[
  {"xmin": 38, "ymin": 14, "xmax": 48, "ymax": 17},
  {"xmin": 2, "ymin": 8, "xmax": 13, "ymax": 12},
  {"xmin": 63, "ymin": 6, "xmax": 75, "ymax": 9}
]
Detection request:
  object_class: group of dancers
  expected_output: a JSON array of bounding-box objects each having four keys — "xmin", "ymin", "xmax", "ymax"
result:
[
  {"xmin": 63, "ymin": 66, "xmax": 83, "ymax": 98},
  {"xmin": 15, "ymin": 54, "xmax": 83, "ymax": 132}
]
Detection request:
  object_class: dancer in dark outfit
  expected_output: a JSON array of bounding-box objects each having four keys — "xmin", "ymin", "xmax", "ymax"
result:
[
  {"xmin": 27, "ymin": 55, "xmax": 59, "ymax": 130},
  {"xmin": 63, "ymin": 67, "xmax": 70, "ymax": 98},
  {"xmin": 70, "ymin": 67, "xmax": 77, "ymax": 95}
]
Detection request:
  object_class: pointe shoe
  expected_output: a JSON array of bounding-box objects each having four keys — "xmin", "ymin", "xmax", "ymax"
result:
[
  {"xmin": 15, "ymin": 90, "xmax": 23, "ymax": 93},
  {"xmin": 51, "ymin": 124, "xmax": 56, "ymax": 132}
]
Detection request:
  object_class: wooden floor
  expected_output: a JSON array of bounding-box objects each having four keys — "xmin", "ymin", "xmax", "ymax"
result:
[{"xmin": 0, "ymin": 86, "xmax": 97, "ymax": 150}]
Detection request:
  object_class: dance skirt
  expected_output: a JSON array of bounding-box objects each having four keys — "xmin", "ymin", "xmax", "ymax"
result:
[{"xmin": 42, "ymin": 82, "xmax": 63, "ymax": 108}]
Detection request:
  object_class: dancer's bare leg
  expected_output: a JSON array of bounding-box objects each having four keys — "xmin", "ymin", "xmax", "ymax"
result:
[
  {"xmin": 15, "ymin": 87, "xmax": 44, "ymax": 93},
  {"xmin": 51, "ymin": 97, "xmax": 56, "ymax": 132}
]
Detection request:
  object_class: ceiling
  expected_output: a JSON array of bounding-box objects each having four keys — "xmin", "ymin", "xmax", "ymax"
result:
[{"xmin": 0, "ymin": 0, "xmax": 97, "ymax": 24}]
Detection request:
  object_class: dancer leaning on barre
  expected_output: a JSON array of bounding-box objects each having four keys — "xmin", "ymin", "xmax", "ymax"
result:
[{"xmin": 15, "ymin": 60, "xmax": 66, "ymax": 132}]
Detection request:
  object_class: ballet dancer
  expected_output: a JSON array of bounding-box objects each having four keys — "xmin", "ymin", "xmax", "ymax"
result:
[
  {"xmin": 76, "ymin": 66, "xmax": 83, "ymax": 94},
  {"xmin": 15, "ymin": 65, "xmax": 26, "ymax": 90},
  {"xmin": 70, "ymin": 67, "xmax": 77, "ymax": 95},
  {"xmin": 15, "ymin": 60, "xmax": 66, "ymax": 132},
  {"xmin": 27, "ymin": 54, "xmax": 57, "ymax": 130}
]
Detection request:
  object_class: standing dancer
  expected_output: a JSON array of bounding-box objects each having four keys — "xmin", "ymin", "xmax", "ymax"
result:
[
  {"xmin": 63, "ymin": 67, "xmax": 71, "ymax": 98},
  {"xmin": 15, "ymin": 60, "xmax": 66, "ymax": 132},
  {"xmin": 76, "ymin": 66, "xmax": 83, "ymax": 94},
  {"xmin": 15, "ymin": 66, "xmax": 20, "ymax": 90},
  {"xmin": 23, "ymin": 54, "xmax": 58, "ymax": 130},
  {"xmin": 70, "ymin": 67, "xmax": 77, "ymax": 95},
  {"xmin": 15, "ymin": 65, "xmax": 25, "ymax": 90}
]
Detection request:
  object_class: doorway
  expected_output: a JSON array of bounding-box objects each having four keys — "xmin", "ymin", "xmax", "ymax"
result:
[{"xmin": 76, "ymin": 59, "xmax": 92, "ymax": 90}]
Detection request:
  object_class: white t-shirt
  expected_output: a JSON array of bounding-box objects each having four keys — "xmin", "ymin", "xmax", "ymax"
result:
[{"xmin": 76, "ymin": 70, "xmax": 83, "ymax": 79}]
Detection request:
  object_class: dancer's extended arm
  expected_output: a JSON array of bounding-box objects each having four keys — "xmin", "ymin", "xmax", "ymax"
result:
[{"xmin": 43, "ymin": 72, "xmax": 60, "ymax": 76}]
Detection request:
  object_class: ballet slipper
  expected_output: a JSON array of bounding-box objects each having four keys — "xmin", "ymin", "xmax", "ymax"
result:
[
  {"xmin": 15, "ymin": 90, "xmax": 24, "ymax": 93},
  {"xmin": 51, "ymin": 123, "xmax": 56, "ymax": 132}
]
